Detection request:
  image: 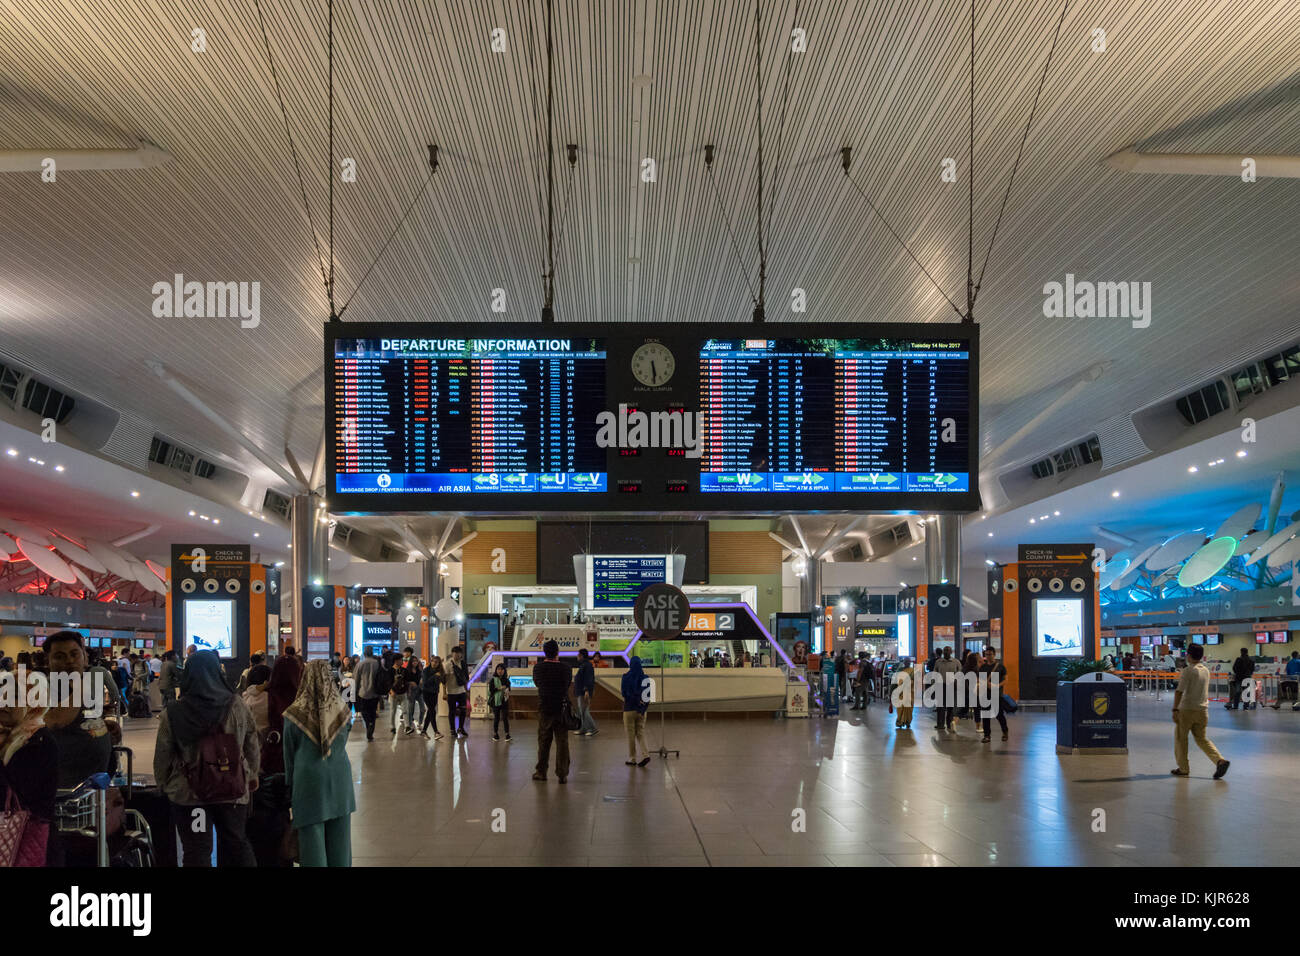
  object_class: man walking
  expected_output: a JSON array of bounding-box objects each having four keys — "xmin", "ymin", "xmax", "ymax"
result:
[
  {"xmin": 933, "ymin": 646, "xmax": 960, "ymax": 730},
  {"xmin": 532, "ymin": 640, "xmax": 574, "ymax": 783},
  {"xmin": 354, "ymin": 647, "xmax": 380, "ymax": 741},
  {"xmin": 572, "ymin": 647, "xmax": 598, "ymax": 736},
  {"xmin": 1172, "ymin": 643, "xmax": 1230, "ymax": 779}
]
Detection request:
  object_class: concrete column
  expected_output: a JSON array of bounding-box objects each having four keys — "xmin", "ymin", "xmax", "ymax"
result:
[
  {"xmin": 290, "ymin": 494, "xmax": 330, "ymax": 649},
  {"xmin": 421, "ymin": 558, "xmax": 442, "ymax": 606},
  {"xmin": 798, "ymin": 557, "xmax": 823, "ymax": 614},
  {"xmin": 924, "ymin": 515, "xmax": 962, "ymax": 587}
]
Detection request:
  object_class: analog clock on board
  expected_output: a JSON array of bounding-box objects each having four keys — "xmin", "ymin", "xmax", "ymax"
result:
[{"xmin": 631, "ymin": 342, "xmax": 675, "ymax": 386}]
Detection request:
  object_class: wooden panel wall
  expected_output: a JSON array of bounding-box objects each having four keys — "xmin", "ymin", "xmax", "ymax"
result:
[
  {"xmin": 462, "ymin": 532, "xmax": 537, "ymax": 575},
  {"xmin": 709, "ymin": 531, "xmax": 782, "ymax": 575}
]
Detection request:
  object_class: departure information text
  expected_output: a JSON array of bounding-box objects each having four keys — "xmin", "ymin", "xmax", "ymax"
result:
[
  {"xmin": 331, "ymin": 338, "xmax": 607, "ymax": 494},
  {"xmin": 697, "ymin": 338, "xmax": 970, "ymax": 493}
]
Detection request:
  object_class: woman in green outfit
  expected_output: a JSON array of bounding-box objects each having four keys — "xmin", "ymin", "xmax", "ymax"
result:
[{"xmin": 282, "ymin": 660, "xmax": 356, "ymax": 867}]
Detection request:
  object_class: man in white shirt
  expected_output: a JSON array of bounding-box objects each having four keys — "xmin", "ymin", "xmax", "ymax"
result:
[
  {"xmin": 148, "ymin": 654, "xmax": 162, "ymax": 677},
  {"xmin": 1171, "ymin": 643, "xmax": 1230, "ymax": 779}
]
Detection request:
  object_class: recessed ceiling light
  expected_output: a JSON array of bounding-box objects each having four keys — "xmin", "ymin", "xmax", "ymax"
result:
[
  {"xmin": 1053, "ymin": 510, "xmax": 1060, "ymax": 516},
  {"xmin": 985, "ymin": 559, "xmax": 995, "ymax": 566},
  {"xmin": 27, "ymin": 457, "xmax": 37, "ymax": 463},
  {"xmin": 1111, "ymin": 491, "xmax": 1120, "ymax": 498},
  {"xmin": 212, "ymin": 518, "xmax": 219, "ymax": 524},
  {"xmin": 54, "ymin": 465, "xmax": 64, "ymax": 472},
  {"xmin": 1030, "ymin": 518, "xmax": 1036, "ymax": 524},
  {"xmin": 899, "ymin": 581, "xmax": 906, "ymax": 587},
  {"xmin": 188, "ymin": 510, "xmax": 196, "ymax": 517},
  {"xmin": 253, "ymin": 532, "xmax": 259, "ymax": 538},
  {"xmin": 200, "ymin": 515, "xmax": 209, "ymax": 521},
  {"xmin": 275, "ymin": 561, "xmax": 285, "ymax": 567},
  {"xmin": 1188, "ymin": 466, "xmax": 1198, "ymax": 473},
  {"xmin": 1236, "ymin": 450, "xmax": 1247, "ymax": 458},
  {"xmin": 4, "ymin": 449, "xmax": 16, "ymax": 456},
  {"xmin": 130, "ymin": 490, "xmax": 140, "ymax": 497},
  {"xmin": 987, "ymin": 532, "xmax": 993, "ymax": 537}
]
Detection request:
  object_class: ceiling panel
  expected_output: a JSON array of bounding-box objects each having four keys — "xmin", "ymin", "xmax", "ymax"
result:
[{"xmin": 0, "ymin": 0, "xmax": 1296, "ymax": 492}]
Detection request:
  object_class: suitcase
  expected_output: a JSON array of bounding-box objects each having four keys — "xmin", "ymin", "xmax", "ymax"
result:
[{"xmin": 128, "ymin": 693, "xmax": 151, "ymax": 718}]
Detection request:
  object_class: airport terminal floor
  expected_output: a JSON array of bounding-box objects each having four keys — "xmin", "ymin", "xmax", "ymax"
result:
[{"xmin": 117, "ymin": 697, "xmax": 1300, "ymax": 868}]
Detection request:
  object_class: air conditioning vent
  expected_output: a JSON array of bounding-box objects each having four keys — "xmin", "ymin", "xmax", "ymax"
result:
[
  {"xmin": 263, "ymin": 489, "xmax": 293, "ymax": 520},
  {"xmin": 334, "ymin": 523, "xmax": 353, "ymax": 546},
  {"xmin": 0, "ymin": 360, "xmax": 76, "ymax": 423},
  {"xmin": 889, "ymin": 522, "xmax": 911, "ymax": 543},
  {"xmin": 1030, "ymin": 435, "xmax": 1101, "ymax": 479},
  {"xmin": 149, "ymin": 435, "xmax": 220, "ymax": 481}
]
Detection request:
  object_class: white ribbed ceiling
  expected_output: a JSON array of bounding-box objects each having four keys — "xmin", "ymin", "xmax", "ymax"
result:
[{"xmin": 0, "ymin": 0, "xmax": 1298, "ymax": 492}]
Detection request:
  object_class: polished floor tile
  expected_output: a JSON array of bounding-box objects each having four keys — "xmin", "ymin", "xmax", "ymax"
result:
[{"xmin": 119, "ymin": 693, "xmax": 1300, "ymax": 867}]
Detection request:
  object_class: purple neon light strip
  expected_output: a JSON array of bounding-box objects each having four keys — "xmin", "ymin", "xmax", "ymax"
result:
[
  {"xmin": 468, "ymin": 649, "xmax": 630, "ymax": 685},
  {"xmin": 624, "ymin": 602, "xmax": 807, "ymax": 683}
]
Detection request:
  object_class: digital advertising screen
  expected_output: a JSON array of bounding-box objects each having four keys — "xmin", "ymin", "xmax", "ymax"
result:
[
  {"xmin": 350, "ymin": 614, "xmax": 363, "ymax": 657},
  {"xmin": 774, "ymin": 613, "xmax": 812, "ymax": 665},
  {"xmin": 1033, "ymin": 599, "xmax": 1084, "ymax": 658},
  {"xmin": 183, "ymin": 599, "xmax": 235, "ymax": 658},
  {"xmin": 325, "ymin": 323, "xmax": 979, "ymax": 513},
  {"xmin": 1272, "ymin": 631, "xmax": 1289, "ymax": 643},
  {"xmin": 897, "ymin": 613, "xmax": 913, "ymax": 660},
  {"xmin": 1191, "ymin": 634, "xmax": 1205, "ymax": 645}
]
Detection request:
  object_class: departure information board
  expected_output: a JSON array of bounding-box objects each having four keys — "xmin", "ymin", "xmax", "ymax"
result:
[
  {"xmin": 325, "ymin": 323, "xmax": 979, "ymax": 513},
  {"xmin": 698, "ymin": 338, "xmax": 970, "ymax": 493},
  {"xmin": 330, "ymin": 336, "xmax": 606, "ymax": 494}
]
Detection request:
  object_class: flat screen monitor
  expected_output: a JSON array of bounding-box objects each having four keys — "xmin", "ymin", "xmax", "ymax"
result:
[
  {"xmin": 134, "ymin": 639, "xmax": 144, "ymax": 648},
  {"xmin": 325, "ymin": 323, "xmax": 980, "ymax": 514},
  {"xmin": 350, "ymin": 614, "xmax": 364, "ymax": 657},
  {"xmin": 32, "ymin": 636, "xmax": 44, "ymax": 646},
  {"xmin": 537, "ymin": 521, "xmax": 708, "ymax": 584},
  {"xmin": 897, "ymin": 613, "xmax": 913, "ymax": 661},
  {"xmin": 583, "ymin": 554, "xmax": 671, "ymax": 609},
  {"xmin": 509, "ymin": 675, "xmax": 536, "ymax": 689},
  {"xmin": 1191, "ymin": 634, "xmax": 1205, "ymax": 645},
  {"xmin": 1272, "ymin": 631, "xmax": 1289, "ymax": 643},
  {"xmin": 1205, "ymin": 634, "xmax": 1221, "ymax": 645},
  {"xmin": 1033, "ymin": 599, "xmax": 1084, "ymax": 658},
  {"xmin": 1255, "ymin": 632, "xmax": 1268, "ymax": 644},
  {"xmin": 183, "ymin": 599, "xmax": 236, "ymax": 658}
]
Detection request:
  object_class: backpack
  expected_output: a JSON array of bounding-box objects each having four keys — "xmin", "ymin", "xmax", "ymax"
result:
[
  {"xmin": 375, "ymin": 666, "xmax": 394, "ymax": 697},
  {"xmin": 185, "ymin": 702, "xmax": 247, "ymax": 803}
]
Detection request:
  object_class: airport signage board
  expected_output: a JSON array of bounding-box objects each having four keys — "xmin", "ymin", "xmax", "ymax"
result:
[{"xmin": 325, "ymin": 322, "xmax": 979, "ymax": 513}]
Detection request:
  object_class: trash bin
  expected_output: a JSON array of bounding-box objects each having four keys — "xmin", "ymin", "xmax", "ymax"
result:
[{"xmin": 1056, "ymin": 671, "xmax": 1127, "ymax": 754}]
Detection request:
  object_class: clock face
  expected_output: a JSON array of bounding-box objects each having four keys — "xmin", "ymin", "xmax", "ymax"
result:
[{"xmin": 631, "ymin": 342, "xmax": 675, "ymax": 387}]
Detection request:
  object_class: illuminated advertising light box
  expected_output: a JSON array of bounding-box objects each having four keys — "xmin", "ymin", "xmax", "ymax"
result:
[
  {"xmin": 897, "ymin": 613, "xmax": 913, "ymax": 660},
  {"xmin": 1032, "ymin": 599, "xmax": 1084, "ymax": 658},
  {"xmin": 325, "ymin": 323, "xmax": 979, "ymax": 513},
  {"xmin": 183, "ymin": 599, "xmax": 235, "ymax": 658}
]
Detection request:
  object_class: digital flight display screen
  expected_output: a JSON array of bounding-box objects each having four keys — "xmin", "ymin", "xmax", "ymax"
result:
[{"xmin": 325, "ymin": 323, "xmax": 979, "ymax": 513}]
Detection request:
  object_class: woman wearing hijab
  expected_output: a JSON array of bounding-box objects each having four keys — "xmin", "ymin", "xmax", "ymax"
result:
[
  {"xmin": 153, "ymin": 650, "xmax": 260, "ymax": 866},
  {"xmin": 620, "ymin": 656, "xmax": 652, "ymax": 767},
  {"xmin": 0, "ymin": 703, "xmax": 56, "ymax": 865},
  {"xmin": 261, "ymin": 653, "xmax": 305, "ymax": 775},
  {"xmin": 241, "ymin": 660, "xmax": 273, "ymax": 736},
  {"xmin": 282, "ymin": 660, "xmax": 355, "ymax": 867}
]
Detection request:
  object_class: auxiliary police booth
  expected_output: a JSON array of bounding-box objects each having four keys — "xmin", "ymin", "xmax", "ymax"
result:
[
  {"xmin": 985, "ymin": 543, "xmax": 1102, "ymax": 707},
  {"xmin": 299, "ymin": 584, "xmax": 364, "ymax": 660},
  {"xmin": 1056, "ymin": 671, "xmax": 1128, "ymax": 754},
  {"xmin": 168, "ymin": 544, "xmax": 281, "ymax": 682}
]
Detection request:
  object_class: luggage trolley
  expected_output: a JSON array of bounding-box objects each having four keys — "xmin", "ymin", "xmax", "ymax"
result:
[{"xmin": 53, "ymin": 746, "xmax": 155, "ymax": 867}]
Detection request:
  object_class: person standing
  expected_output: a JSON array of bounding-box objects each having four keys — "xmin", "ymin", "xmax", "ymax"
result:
[
  {"xmin": 850, "ymin": 652, "xmax": 873, "ymax": 710},
  {"xmin": 406, "ymin": 654, "xmax": 425, "ymax": 731},
  {"xmin": 282, "ymin": 660, "xmax": 356, "ymax": 867},
  {"xmin": 442, "ymin": 646, "xmax": 469, "ymax": 738},
  {"xmin": 488, "ymin": 663, "xmax": 512, "ymax": 742},
  {"xmin": 1227, "ymin": 647, "xmax": 1255, "ymax": 710},
  {"xmin": 892, "ymin": 659, "xmax": 915, "ymax": 730},
  {"xmin": 353, "ymin": 647, "xmax": 380, "ymax": 742},
  {"xmin": 933, "ymin": 646, "xmax": 960, "ymax": 730},
  {"xmin": 153, "ymin": 650, "xmax": 260, "ymax": 867},
  {"xmin": 389, "ymin": 647, "xmax": 415, "ymax": 735},
  {"xmin": 1172, "ymin": 642, "xmax": 1230, "ymax": 779},
  {"xmin": 979, "ymin": 646, "xmax": 1009, "ymax": 742},
  {"xmin": 621, "ymin": 656, "xmax": 652, "ymax": 767},
  {"xmin": 573, "ymin": 648, "xmax": 598, "ymax": 737},
  {"xmin": 834, "ymin": 651, "xmax": 848, "ymax": 702},
  {"xmin": 419, "ymin": 655, "xmax": 444, "ymax": 739},
  {"xmin": 158, "ymin": 650, "xmax": 181, "ymax": 705},
  {"xmin": 0, "ymin": 702, "xmax": 56, "ymax": 866},
  {"xmin": 262, "ymin": 653, "xmax": 304, "ymax": 774},
  {"xmin": 531, "ymin": 640, "xmax": 573, "ymax": 783}
]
